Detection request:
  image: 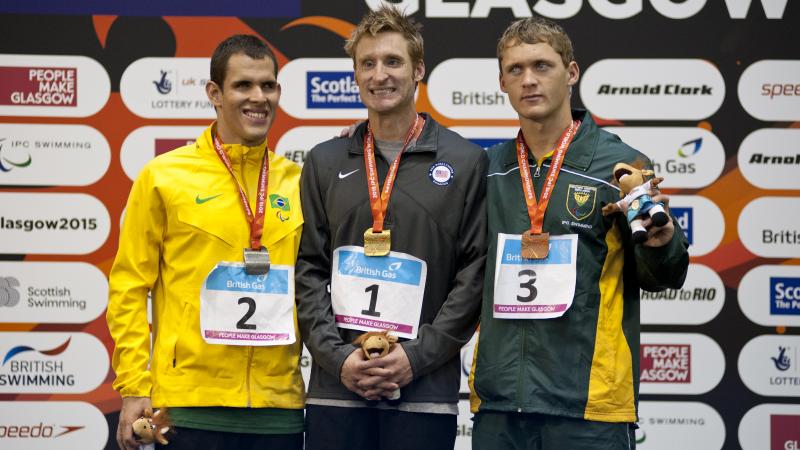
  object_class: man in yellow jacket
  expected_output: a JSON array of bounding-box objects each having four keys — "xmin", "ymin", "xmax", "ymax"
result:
[{"xmin": 107, "ymin": 35, "xmax": 304, "ymax": 450}]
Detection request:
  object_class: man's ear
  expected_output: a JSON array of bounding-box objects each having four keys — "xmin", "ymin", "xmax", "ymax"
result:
[
  {"xmin": 566, "ymin": 61, "xmax": 580, "ymax": 87},
  {"xmin": 206, "ymin": 80, "xmax": 223, "ymax": 108},
  {"xmin": 413, "ymin": 60, "xmax": 425, "ymax": 82},
  {"xmin": 499, "ymin": 71, "xmax": 508, "ymax": 93}
]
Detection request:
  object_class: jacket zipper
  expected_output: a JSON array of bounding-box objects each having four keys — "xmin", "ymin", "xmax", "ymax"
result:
[
  {"xmin": 246, "ymin": 346, "xmax": 254, "ymax": 407},
  {"xmin": 516, "ymin": 325, "xmax": 526, "ymax": 413},
  {"xmin": 533, "ymin": 164, "xmax": 541, "ymax": 178}
]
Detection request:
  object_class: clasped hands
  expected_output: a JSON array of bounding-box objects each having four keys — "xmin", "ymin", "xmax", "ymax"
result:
[{"xmin": 340, "ymin": 344, "xmax": 413, "ymax": 400}]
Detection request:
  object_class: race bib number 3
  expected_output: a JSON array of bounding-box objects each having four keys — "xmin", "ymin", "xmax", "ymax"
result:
[
  {"xmin": 331, "ymin": 246, "xmax": 427, "ymax": 339},
  {"xmin": 493, "ymin": 233, "xmax": 578, "ymax": 319},
  {"xmin": 200, "ymin": 262, "xmax": 296, "ymax": 346}
]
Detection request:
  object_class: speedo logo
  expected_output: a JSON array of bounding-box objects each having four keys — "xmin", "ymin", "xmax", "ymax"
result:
[{"xmin": 0, "ymin": 422, "xmax": 84, "ymax": 438}]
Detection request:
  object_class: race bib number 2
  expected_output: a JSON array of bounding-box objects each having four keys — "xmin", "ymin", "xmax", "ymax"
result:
[
  {"xmin": 331, "ymin": 246, "xmax": 427, "ymax": 339},
  {"xmin": 493, "ymin": 233, "xmax": 578, "ymax": 319},
  {"xmin": 200, "ymin": 262, "xmax": 296, "ymax": 346}
]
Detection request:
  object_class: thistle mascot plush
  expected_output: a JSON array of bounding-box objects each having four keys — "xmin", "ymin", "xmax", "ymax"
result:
[
  {"xmin": 353, "ymin": 331, "xmax": 400, "ymax": 400},
  {"xmin": 602, "ymin": 162, "xmax": 668, "ymax": 244},
  {"xmin": 132, "ymin": 408, "xmax": 171, "ymax": 445}
]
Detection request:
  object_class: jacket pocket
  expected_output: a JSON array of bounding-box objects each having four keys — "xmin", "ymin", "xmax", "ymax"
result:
[
  {"xmin": 177, "ymin": 209, "xmax": 238, "ymax": 248},
  {"xmin": 166, "ymin": 302, "xmax": 192, "ymax": 375}
]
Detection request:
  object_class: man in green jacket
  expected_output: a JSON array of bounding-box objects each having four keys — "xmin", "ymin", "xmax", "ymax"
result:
[{"xmin": 469, "ymin": 17, "xmax": 689, "ymax": 450}]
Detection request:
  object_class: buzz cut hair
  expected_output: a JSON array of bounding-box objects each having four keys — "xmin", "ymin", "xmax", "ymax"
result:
[
  {"xmin": 497, "ymin": 17, "xmax": 575, "ymax": 69},
  {"xmin": 344, "ymin": 5, "xmax": 424, "ymax": 67},
  {"xmin": 210, "ymin": 34, "xmax": 278, "ymax": 88}
]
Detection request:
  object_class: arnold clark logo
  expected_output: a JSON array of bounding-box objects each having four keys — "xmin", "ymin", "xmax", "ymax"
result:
[
  {"xmin": 738, "ymin": 128, "xmax": 800, "ymax": 190},
  {"xmin": 738, "ymin": 197, "xmax": 800, "ymax": 259},
  {"xmin": 641, "ymin": 264, "xmax": 724, "ymax": 325},
  {"xmin": 669, "ymin": 195, "xmax": 724, "ymax": 257},
  {"xmin": 449, "ymin": 127, "xmax": 517, "ymax": 150},
  {"xmin": 121, "ymin": 58, "xmax": 213, "ymax": 119},
  {"xmin": 0, "ymin": 332, "xmax": 108, "ymax": 394},
  {"xmin": 428, "ymin": 59, "xmax": 516, "ymax": 119},
  {"xmin": 739, "ymin": 404, "xmax": 800, "ymax": 450},
  {"xmin": 636, "ymin": 401, "xmax": 725, "ymax": 450},
  {"xmin": 640, "ymin": 333, "xmax": 724, "ymax": 395},
  {"xmin": 738, "ymin": 60, "xmax": 800, "ymax": 121},
  {"xmin": 0, "ymin": 193, "xmax": 110, "ymax": 255},
  {"xmin": 603, "ymin": 127, "xmax": 724, "ymax": 189},
  {"xmin": 739, "ymin": 265, "xmax": 800, "ymax": 327},
  {"xmin": 279, "ymin": 59, "xmax": 368, "ymax": 119},
  {"xmin": 120, "ymin": 126, "xmax": 205, "ymax": 181},
  {"xmin": 0, "ymin": 262, "xmax": 107, "ymax": 324},
  {"xmin": 0, "ymin": 401, "xmax": 107, "ymax": 449},
  {"xmin": 580, "ymin": 59, "xmax": 724, "ymax": 120},
  {"xmin": 0, "ymin": 124, "xmax": 110, "ymax": 186},
  {"xmin": 738, "ymin": 335, "xmax": 800, "ymax": 397},
  {"xmin": 275, "ymin": 126, "xmax": 345, "ymax": 168},
  {"xmin": 0, "ymin": 54, "xmax": 109, "ymax": 117}
]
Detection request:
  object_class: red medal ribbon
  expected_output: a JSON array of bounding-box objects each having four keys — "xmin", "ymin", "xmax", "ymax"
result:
[
  {"xmin": 212, "ymin": 130, "xmax": 269, "ymax": 250},
  {"xmin": 516, "ymin": 120, "xmax": 580, "ymax": 234},
  {"xmin": 364, "ymin": 114, "xmax": 425, "ymax": 233}
]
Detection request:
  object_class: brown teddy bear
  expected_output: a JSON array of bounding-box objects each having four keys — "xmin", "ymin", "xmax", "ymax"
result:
[
  {"xmin": 602, "ymin": 162, "xmax": 668, "ymax": 244},
  {"xmin": 353, "ymin": 331, "xmax": 400, "ymax": 400},
  {"xmin": 132, "ymin": 408, "xmax": 171, "ymax": 445}
]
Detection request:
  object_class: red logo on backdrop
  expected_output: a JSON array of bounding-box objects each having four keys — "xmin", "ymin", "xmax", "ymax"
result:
[
  {"xmin": 0, "ymin": 67, "xmax": 77, "ymax": 106},
  {"xmin": 640, "ymin": 344, "xmax": 691, "ymax": 383},
  {"xmin": 771, "ymin": 414, "xmax": 800, "ymax": 450},
  {"xmin": 154, "ymin": 138, "xmax": 194, "ymax": 156}
]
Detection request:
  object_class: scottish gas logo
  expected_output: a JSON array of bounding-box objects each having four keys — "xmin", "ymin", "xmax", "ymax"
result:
[
  {"xmin": 280, "ymin": 58, "xmax": 368, "ymax": 119},
  {"xmin": 739, "ymin": 265, "xmax": 800, "ymax": 327}
]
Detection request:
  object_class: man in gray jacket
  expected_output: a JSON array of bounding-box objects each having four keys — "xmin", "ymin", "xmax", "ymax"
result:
[{"xmin": 296, "ymin": 5, "xmax": 487, "ymax": 450}]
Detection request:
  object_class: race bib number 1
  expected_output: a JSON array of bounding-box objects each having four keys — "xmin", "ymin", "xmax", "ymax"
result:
[
  {"xmin": 200, "ymin": 262, "xmax": 296, "ymax": 346},
  {"xmin": 493, "ymin": 233, "xmax": 578, "ymax": 319},
  {"xmin": 331, "ymin": 246, "xmax": 426, "ymax": 339}
]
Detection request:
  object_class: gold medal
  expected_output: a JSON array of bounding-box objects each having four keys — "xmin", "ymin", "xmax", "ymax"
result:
[
  {"xmin": 521, "ymin": 231, "xmax": 549, "ymax": 259},
  {"xmin": 364, "ymin": 228, "xmax": 391, "ymax": 256}
]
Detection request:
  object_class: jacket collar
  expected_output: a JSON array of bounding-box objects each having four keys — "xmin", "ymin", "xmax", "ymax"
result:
[
  {"xmin": 501, "ymin": 109, "xmax": 597, "ymax": 172},
  {"xmin": 348, "ymin": 112, "xmax": 439, "ymax": 155},
  {"xmin": 198, "ymin": 123, "xmax": 269, "ymax": 164}
]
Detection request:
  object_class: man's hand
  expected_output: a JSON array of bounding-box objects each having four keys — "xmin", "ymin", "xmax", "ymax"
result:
[
  {"xmin": 362, "ymin": 344, "xmax": 413, "ymax": 398},
  {"xmin": 341, "ymin": 349, "xmax": 388, "ymax": 400},
  {"xmin": 117, "ymin": 396, "xmax": 151, "ymax": 450},
  {"xmin": 642, "ymin": 191, "xmax": 675, "ymax": 248}
]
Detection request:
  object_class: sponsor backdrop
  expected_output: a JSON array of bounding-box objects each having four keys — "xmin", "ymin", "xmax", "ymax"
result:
[{"xmin": 0, "ymin": 1, "xmax": 797, "ymax": 449}]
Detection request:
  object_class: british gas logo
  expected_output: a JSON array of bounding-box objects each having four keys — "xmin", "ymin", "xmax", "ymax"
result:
[
  {"xmin": 279, "ymin": 59, "xmax": 368, "ymax": 119},
  {"xmin": 604, "ymin": 127, "xmax": 724, "ymax": 189},
  {"xmin": 738, "ymin": 197, "xmax": 800, "ymax": 259},
  {"xmin": 427, "ymin": 59, "xmax": 516, "ymax": 119}
]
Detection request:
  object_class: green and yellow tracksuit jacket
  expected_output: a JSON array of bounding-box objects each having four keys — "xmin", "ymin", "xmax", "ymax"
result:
[
  {"xmin": 107, "ymin": 125, "xmax": 305, "ymax": 409},
  {"xmin": 469, "ymin": 110, "xmax": 689, "ymax": 423}
]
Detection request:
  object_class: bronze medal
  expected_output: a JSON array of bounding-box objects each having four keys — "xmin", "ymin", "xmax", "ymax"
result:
[
  {"xmin": 364, "ymin": 228, "xmax": 391, "ymax": 256},
  {"xmin": 521, "ymin": 231, "xmax": 549, "ymax": 259}
]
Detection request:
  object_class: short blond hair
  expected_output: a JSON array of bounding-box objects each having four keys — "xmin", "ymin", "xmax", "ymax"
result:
[
  {"xmin": 497, "ymin": 17, "xmax": 574, "ymax": 68},
  {"xmin": 345, "ymin": 5, "xmax": 424, "ymax": 67}
]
